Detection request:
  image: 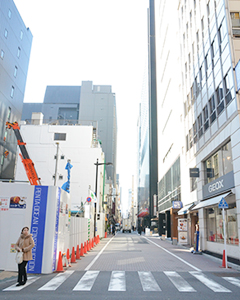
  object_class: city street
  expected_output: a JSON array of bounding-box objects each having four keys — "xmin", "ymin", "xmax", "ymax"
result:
[{"xmin": 1, "ymin": 232, "xmax": 240, "ymax": 300}]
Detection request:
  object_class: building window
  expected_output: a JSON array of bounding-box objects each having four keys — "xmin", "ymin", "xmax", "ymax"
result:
[
  {"xmin": 10, "ymin": 86, "xmax": 14, "ymax": 98},
  {"xmin": 191, "ymin": 84, "xmax": 195, "ymax": 104},
  {"xmin": 216, "ymin": 82, "xmax": 224, "ymax": 114},
  {"xmin": 190, "ymin": 174, "xmax": 197, "ymax": 192},
  {"xmin": 8, "ymin": 9, "xmax": 12, "ymax": 19},
  {"xmin": 186, "ymin": 134, "xmax": 189, "ymax": 151},
  {"xmin": 17, "ymin": 47, "xmax": 21, "ymax": 58},
  {"xmin": 20, "ymin": 30, "xmax": 23, "ymax": 40},
  {"xmin": 7, "ymin": 107, "xmax": 11, "ymax": 120},
  {"xmin": 224, "ymin": 71, "xmax": 234, "ymax": 106},
  {"xmin": 230, "ymin": 12, "xmax": 240, "ymax": 28},
  {"xmin": 14, "ymin": 66, "xmax": 18, "ymax": 78},
  {"xmin": 193, "ymin": 122, "xmax": 197, "ymax": 143},
  {"xmin": 198, "ymin": 113, "xmax": 203, "ymax": 138},
  {"xmin": 219, "ymin": 21, "xmax": 227, "ymax": 49},
  {"xmin": 61, "ymin": 155, "xmax": 65, "ymax": 159},
  {"xmin": 54, "ymin": 133, "xmax": 66, "ymax": 141},
  {"xmin": 0, "ymin": 50, "xmax": 4, "ymax": 59},
  {"xmin": 189, "ymin": 128, "xmax": 193, "ymax": 148},
  {"xmin": 205, "ymin": 141, "xmax": 233, "ymax": 184},
  {"xmin": 4, "ymin": 29, "xmax": 8, "ymax": 38},
  {"xmin": 209, "ymin": 94, "xmax": 216, "ymax": 124},
  {"xmin": 203, "ymin": 105, "xmax": 209, "ymax": 131}
]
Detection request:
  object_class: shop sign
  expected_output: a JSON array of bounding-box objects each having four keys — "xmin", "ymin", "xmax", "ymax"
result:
[
  {"xmin": 202, "ymin": 171, "xmax": 234, "ymax": 199},
  {"xmin": 172, "ymin": 201, "xmax": 182, "ymax": 209},
  {"xmin": 189, "ymin": 168, "xmax": 199, "ymax": 177}
]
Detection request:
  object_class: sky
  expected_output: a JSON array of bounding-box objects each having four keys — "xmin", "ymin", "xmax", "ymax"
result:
[{"xmin": 14, "ymin": 0, "xmax": 149, "ymax": 212}]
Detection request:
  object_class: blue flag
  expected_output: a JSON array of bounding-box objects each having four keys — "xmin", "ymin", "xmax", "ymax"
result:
[{"xmin": 61, "ymin": 161, "xmax": 73, "ymax": 193}]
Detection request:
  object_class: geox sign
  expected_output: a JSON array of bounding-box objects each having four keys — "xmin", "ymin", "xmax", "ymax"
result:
[{"xmin": 203, "ymin": 171, "xmax": 234, "ymax": 199}]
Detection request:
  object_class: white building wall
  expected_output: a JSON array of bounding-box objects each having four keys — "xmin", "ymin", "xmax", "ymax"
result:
[{"xmin": 15, "ymin": 124, "xmax": 105, "ymax": 211}]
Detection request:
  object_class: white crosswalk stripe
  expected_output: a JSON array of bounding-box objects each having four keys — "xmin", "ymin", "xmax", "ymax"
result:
[
  {"xmin": 3, "ymin": 276, "xmax": 40, "ymax": 291},
  {"xmin": 190, "ymin": 271, "xmax": 231, "ymax": 293},
  {"xmin": 2, "ymin": 271, "xmax": 238, "ymax": 293},
  {"xmin": 164, "ymin": 271, "xmax": 196, "ymax": 292},
  {"xmin": 38, "ymin": 270, "xmax": 74, "ymax": 290},
  {"xmin": 73, "ymin": 270, "xmax": 99, "ymax": 291},
  {"xmin": 138, "ymin": 271, "xmax": 161, "ymax": 291},
  {"xmin": 223, "ymin": 277, "xmax": 240, "ymax": 288},
  {"xmin": 108, "ymin": 271, "xmax": 126, "ymax": 291}
]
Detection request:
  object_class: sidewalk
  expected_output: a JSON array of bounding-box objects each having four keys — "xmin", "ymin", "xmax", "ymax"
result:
[
  {"xmin": 146, "ymin": 234, "xmax": 240, "ymax": 272},
  {"xmin": 0, "ymin": 270, "xmax": 17, "ymax": 283}
]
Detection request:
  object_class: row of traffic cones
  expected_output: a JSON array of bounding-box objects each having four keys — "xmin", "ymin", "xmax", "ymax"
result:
[{"xmin": 55, "ymin": 234, "xmax": 102, "ymax": 272}]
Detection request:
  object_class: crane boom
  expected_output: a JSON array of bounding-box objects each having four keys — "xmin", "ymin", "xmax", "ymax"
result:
[{"xmin": 6, "ymin": 121, "xmax": 41, "ymax": 185}]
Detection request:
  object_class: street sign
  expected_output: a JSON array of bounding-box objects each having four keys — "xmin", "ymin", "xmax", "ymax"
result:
[
  {"xmin": 218, "ymin": 197, "xmax": 228, "ymax": 209},
  {"xmin": 86, "ymin": 197, "xmax": 92, "ymax": 203}
]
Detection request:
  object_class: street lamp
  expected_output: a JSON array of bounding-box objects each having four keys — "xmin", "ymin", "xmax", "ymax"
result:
[{"xmin": 94, "ymin": 158, "xmax": 113, "ymax": 237}]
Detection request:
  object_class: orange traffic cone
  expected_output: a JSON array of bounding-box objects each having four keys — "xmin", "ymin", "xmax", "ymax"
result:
[
  {"xmin": 97, "ymin": 235, "xmax": 100, "ymax": 244},
  {"xmin": 80, "ymin": 243, "xmax": 84, "ymax": 257},
  {"xmin": 87, "ymin": 240, "xmax": 90, "ymax": 251},
  {"xmin": 71, "ymin": 247, "xmax": 76, "ymax": 263},
  {"xmin": 84, "ymin": 241, "xmax": 87, "ymax": 254},
  {"xmin": 105, "ymin": 231, "xmax": 107, "ymax": 238},
  {"xmin": 55, "ymin": 251, "xmax": 64, "ymax": 272},
  {"xmin": 222, "ymin": 250, "xmax": 227, "ymax": 268},
  {"xmin": 76, "ymin": 245, "xmax": 81, "ymax": 259},
  {"xmin": 67, "ymin": 249, "xmax": 70, "ymax": 260}
]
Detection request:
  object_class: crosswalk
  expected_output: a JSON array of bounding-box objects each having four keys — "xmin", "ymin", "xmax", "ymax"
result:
[{"xmin": 2, "ymin": 270, "xmax": 240, "ymax": 293}]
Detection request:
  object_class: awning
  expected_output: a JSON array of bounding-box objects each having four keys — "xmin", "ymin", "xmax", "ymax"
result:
[
  {"xmin": 178, "ymin": 203, "xmax": 194, "ymax": 215},
  {"xmin": 137, "ymin": 208, "xmax": 149, "ymax": 218},
  {"xmin": 192, "ymin": 192, "xmax": 232, "ymax": 210}
]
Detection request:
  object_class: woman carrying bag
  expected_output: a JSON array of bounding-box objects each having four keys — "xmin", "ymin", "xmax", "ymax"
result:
[{"xmin": 15, "ymin": 227, "xmax": 34, "ymax": 286}]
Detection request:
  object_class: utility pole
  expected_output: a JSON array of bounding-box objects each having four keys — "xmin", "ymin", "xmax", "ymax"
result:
[{"xmin": 54, "ymin": 142, "xmax": 59, "ymax": 186}]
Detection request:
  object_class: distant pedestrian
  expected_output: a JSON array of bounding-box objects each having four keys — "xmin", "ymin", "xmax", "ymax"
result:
[
  {"xmin": 15, "ymin": 227, "xmax": 34, "ymax": 286},
  {"xmin": 112, "ymin": 224, "xmax": 115, "ymax": 235}
]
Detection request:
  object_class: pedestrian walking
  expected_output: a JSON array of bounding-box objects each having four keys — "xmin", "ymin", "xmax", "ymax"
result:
[
  {"xmin": 112, "ymin": 224, "xmax": 115, "ymax": 236},
  {"xmin": 15, "ymin": 226, "xmax": 34, "ymax": 286}
]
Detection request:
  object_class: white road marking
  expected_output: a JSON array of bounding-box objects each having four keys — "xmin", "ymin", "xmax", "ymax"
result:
[
  {"xmin": 73, "ymin": 271, "xmax": 99, "ymax": 291},
  {"xmin": 190, "ymin": 271, "xmax": 231, "ymax": 292},
  {"xmin": 38, "ymin": 270, "xmax": 74, "ymax": 290},
  {"xmin": 144, "ymin": 237, "xmax": 201, "ymax": 271},
  {"xmin": 164, "ymin": 271, "xmax": 196, "ymax": 292},
  {"xmin": 223, "ymin": 277, "xmax": 240, "ymax": 288},
  {"xmin": 3, "ymin": 276, "xmax": 39, "ymax": 291},
  {"xmin": 85, "ymin": 236, "xmax": 115, "ymax": 271},
  {"xmin": 108, "ymin": 271, "xmax": 126, "ymax": 291},
  {"xmin": 138, "ymin": 271, "xmax": 161, "ymax": 291}
]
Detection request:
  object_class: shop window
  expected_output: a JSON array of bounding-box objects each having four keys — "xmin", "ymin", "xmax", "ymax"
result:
[{"xmin": 206, "ymin": 204, "xmax": 239, "ymax": 245}]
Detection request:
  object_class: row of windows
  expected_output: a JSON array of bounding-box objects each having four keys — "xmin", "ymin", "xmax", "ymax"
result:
[
  {"xmin": 7, "ymin": 7, "xmax": 24, "ymax": 40},
  {"xmin": 185, "ymin": 70, "xmax": 234, "ymax": 151},
  {"xmin": 1, "ymin": 50, "xmax": 19, "ymax": 78}
]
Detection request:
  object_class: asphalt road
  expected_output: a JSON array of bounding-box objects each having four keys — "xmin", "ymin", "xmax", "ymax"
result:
[{"xmin": 1, "ymin": 231, "xmax": 240, "ymax": 300}]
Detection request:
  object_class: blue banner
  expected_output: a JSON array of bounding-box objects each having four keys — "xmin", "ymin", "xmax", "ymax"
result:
[
  {"xmin": 52, "ymin": 187, "xmax": 61, "ymax": 272},
  {"xmin": 27, "ymin": 186, "xmax": 48, "ymax": 274}
]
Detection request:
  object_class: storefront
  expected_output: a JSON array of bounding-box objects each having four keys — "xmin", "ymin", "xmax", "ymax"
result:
[{"xmin": 192, "ymin": 141, "xmax": 239, "ymax": 260}]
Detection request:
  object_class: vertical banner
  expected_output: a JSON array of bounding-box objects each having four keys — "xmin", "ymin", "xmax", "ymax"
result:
[
  {"xmin": 28, "ymin": 186, "xmax": 48, "ymax": 274},
  {"xmin": 52, "ymin": 187, "xmax": 61, "ymax": 272},
  {"xmin": 153, "ymin": 194, "xmax": 157, "ymax": 216}
]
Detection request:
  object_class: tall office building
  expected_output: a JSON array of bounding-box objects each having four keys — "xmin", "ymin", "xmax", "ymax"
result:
[
  {"xmin": 0, "ymin": 0, "xmax": 33, "ymax": 179},
  {"xmin": 22, "ymin": 81, "xmax": 117, "ymax": 185},
  {"xmin": 155, "ymin": 0, "xmax": 240, "ymax": 262}
]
